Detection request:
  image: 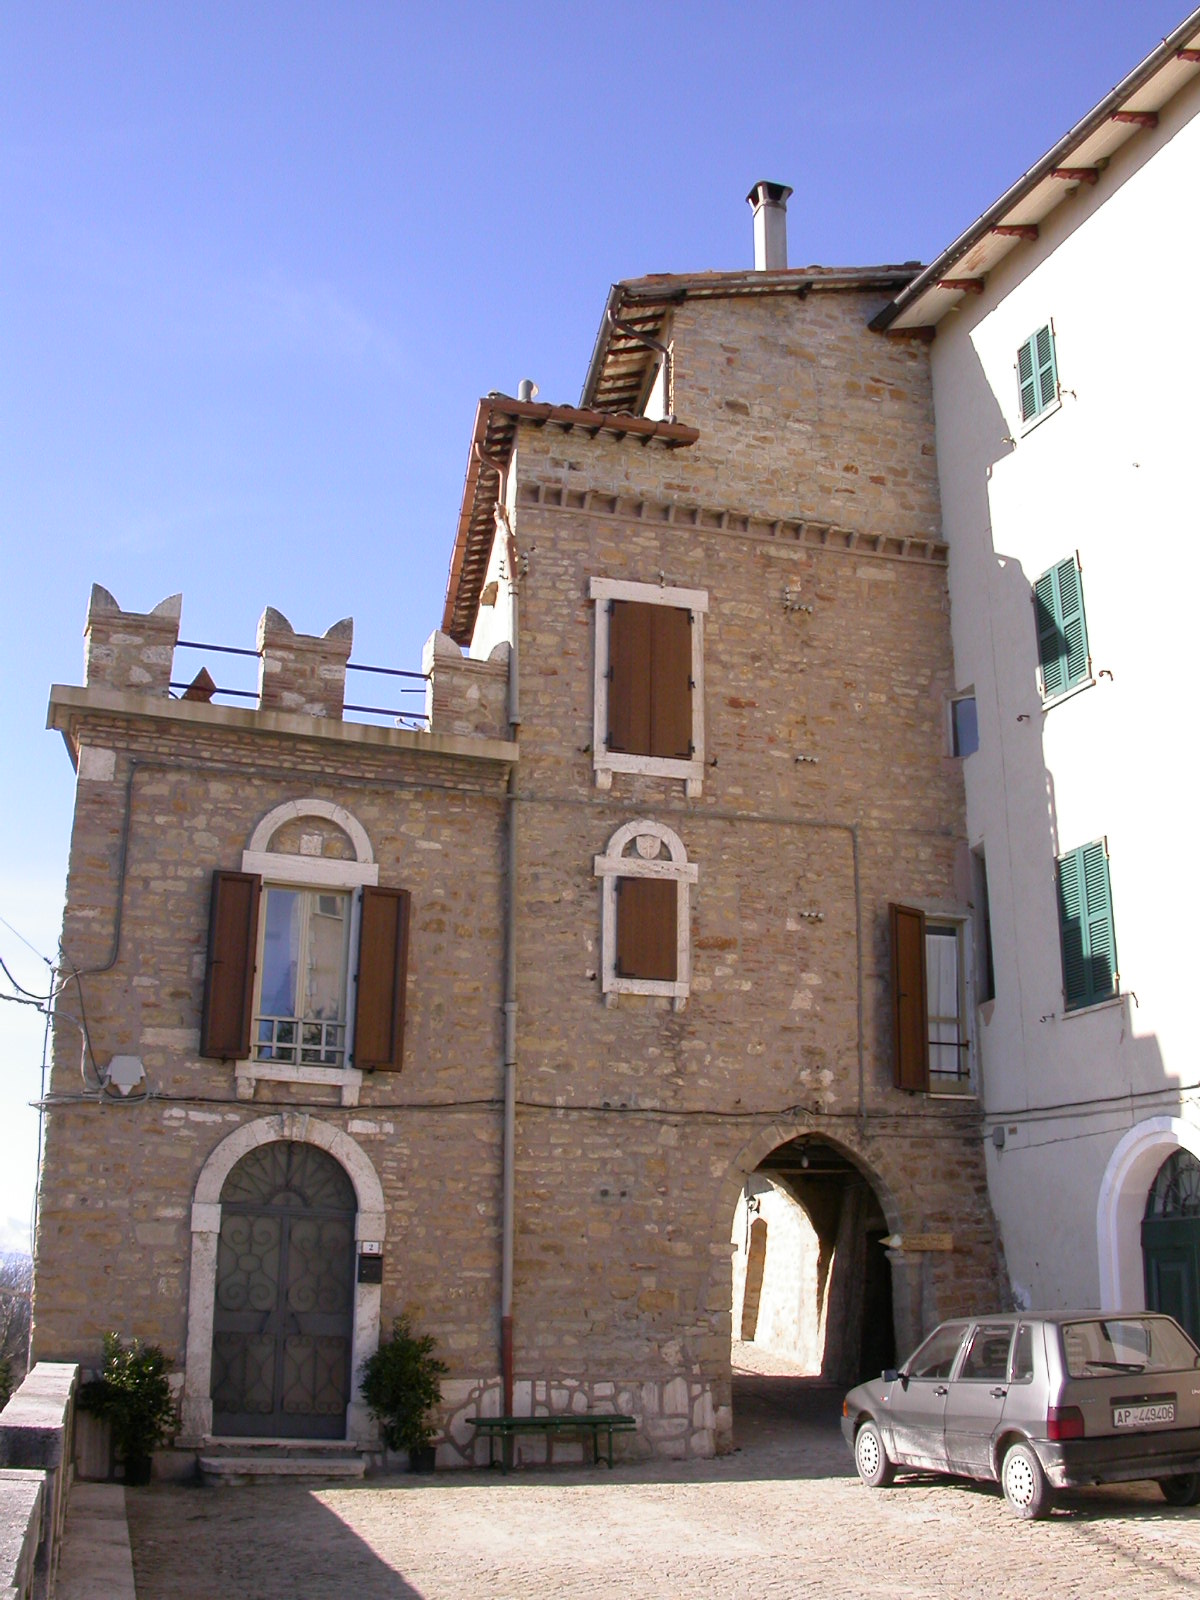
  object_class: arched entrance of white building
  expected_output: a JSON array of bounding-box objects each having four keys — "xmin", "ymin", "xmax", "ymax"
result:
[
  {"xmin": 1142, "ymin": 1149, "xmax": 1200, "ymax": 1343},
  {"xmin": 1098, "ymin": 1117, "xmax": 1200, "ymax": 1345},
  {"xmin": 730, "ymin": 1136, "xmax": 895, "ymax": 1388}
]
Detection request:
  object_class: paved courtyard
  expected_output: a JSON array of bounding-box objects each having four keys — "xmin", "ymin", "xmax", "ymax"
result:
[{"xmin": 123, "ymin": 1350, "xmax": 1200, "ymax": 1600}]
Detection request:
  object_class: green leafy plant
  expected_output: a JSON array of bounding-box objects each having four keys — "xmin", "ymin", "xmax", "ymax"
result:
[
  {"xmin": 359, "ymin": 1315, "xmax": 447, "ymax": 1456},
  {"xmin": 79, "ymin": 1332, "xmax": 177, "ymax": 1480}
]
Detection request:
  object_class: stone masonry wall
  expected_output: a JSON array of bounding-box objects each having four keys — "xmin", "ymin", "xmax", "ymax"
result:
[
  {"xmin": 34, "ymin": 711, "xmax": 511, "ymax": 1387},
  {"xmin": 482, "ymin": 285, "xmax": 1003, "ymax": 1457}
]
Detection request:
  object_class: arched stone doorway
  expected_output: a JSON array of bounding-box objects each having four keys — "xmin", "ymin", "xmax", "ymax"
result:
[
  {"xmin": 211, "ymin": 1142, "xmax": 357, "ymax": 1437},
  {"xmin": 729, "ymin": 1136, "xmax": 896, "ymax": 1389},
  {"xmin": 1098, "ymin": 1117, "xmax": 1200, "ymax": 1329},
  {"xmin": 180, "ymin": 1112, "xmax": 386, "ymax": 1444}
]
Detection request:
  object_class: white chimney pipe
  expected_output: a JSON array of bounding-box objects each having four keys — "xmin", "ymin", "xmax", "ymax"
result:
[{"xmin": 746, "ymin": 181, "xmax": 793, "ymax": 271}]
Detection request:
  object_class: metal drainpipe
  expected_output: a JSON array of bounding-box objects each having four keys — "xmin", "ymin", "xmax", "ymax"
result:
[{"xmin": 477, "ymin": 439, "xmax": 520, "ymax": 1416}]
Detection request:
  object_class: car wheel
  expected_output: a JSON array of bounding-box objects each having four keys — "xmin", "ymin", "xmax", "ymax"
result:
[
  {"xmin": 854, "ymin": 1420, "xmax": 896, "ymax": 1488},
  {"xmin": 1159, "ymin": 1474, "xmax": 1200, "ymax": 1507},
  {"xmin": 1001, "ymin": 1441, "xmax": 1053, "ymax": 1519}
]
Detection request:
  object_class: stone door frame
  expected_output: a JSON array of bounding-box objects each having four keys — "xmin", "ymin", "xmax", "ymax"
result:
[{"xmin": 180, "ymin": 1112, "xmax": 386, "ymax": 1444}]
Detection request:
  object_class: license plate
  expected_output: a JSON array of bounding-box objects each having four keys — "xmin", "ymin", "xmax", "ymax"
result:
[{"xmin": 1113, "ymin": 1402, "xmax": 1175, "ymax": 1428}]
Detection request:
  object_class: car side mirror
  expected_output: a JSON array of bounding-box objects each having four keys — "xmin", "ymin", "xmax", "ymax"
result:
[{"xmin": 882, "ymin": 1368, "xmax": 900, "ymax": 1384}]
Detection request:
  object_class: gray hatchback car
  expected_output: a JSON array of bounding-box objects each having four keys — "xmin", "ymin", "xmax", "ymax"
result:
[{"xmin": 841, "ymin": 1311, "xmax": 1200, "ymax": 1517}]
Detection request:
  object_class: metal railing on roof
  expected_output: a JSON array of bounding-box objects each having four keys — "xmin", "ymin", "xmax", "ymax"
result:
[{"xmin": 169, "ymin": 639, "xmax": 430, "ymax": 726}]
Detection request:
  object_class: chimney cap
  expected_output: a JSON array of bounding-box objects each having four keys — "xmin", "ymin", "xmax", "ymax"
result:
[{"xmin": 746, "ymin": 180, "xmax": 793, "ymax": 209}]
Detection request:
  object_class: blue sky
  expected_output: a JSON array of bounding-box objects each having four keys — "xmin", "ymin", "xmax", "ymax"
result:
[{"xmin": 0, "ymin": 0, "xmax": 1190, "ymax": 1249}]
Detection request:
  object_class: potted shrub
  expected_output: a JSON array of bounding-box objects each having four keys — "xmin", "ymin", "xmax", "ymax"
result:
[
  {"xmin": 79, "ymin": 1332, "xmax": 177, "ymax": 1486},
  {"xmin": 359, "ymin": 1315, "xmax": 448, "ymax": 1472}
]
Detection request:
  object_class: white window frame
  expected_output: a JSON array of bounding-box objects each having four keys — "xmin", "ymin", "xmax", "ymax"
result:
[
  {"xmin": 235, "ymin": 799, "xmax": 378, "ymax": 1107},
  {"xmin": 589, "ymin": 576, "xmax": 708, "ymax": 798},
  {"xmin": 924, "ymin": 916, "xmax": 976, "ymax": 1097},
  {"xmin": 594, "ymin": 819, "xmax": 697, "ymax": 1010}
]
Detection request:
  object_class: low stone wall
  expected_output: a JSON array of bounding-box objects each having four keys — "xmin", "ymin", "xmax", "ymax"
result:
[
  {"xmin": 0, "ymin": 1363, "xmax": 79, "ymax": 1599},
  {"xmin": 0, "ymin": 1470, "xmax": 45, "ymax": 1600},
  {"xmin": 431, "ymin": 1372, "xmax": 719, "ymax": 1470}
]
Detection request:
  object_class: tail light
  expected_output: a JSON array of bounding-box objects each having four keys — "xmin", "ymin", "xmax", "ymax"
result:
[{"xmin": 1046, "ymin": 1405, "xmax": 1085, "ymax": 1441}]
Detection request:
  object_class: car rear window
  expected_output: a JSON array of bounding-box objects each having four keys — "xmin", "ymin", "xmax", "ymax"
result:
[{"xmin": 1061, "ymin": 1317, "xmax": 1200, "ymax": 1378}]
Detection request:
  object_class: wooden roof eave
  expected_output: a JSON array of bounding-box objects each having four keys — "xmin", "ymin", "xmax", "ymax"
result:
[
  {"xmin": 876, "ymin": 13, "xmax": 1200, "ymax": 332},
  {"xmin": 441, "ymin": 398, "xmax": 699, "ymax": 645}
]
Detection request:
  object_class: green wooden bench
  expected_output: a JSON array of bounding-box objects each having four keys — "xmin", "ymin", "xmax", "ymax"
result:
[{"xmin": 467, "ymin": 1412, "xmax": 637, "ymax": 1472}]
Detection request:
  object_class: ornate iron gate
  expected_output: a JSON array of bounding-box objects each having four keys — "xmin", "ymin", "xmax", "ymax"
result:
[{"xmin": 211, "ymin": 1141, "xmax": 357, "ymax": 1438}]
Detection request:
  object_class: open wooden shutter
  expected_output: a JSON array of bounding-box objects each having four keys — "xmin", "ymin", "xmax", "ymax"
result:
[
  {"xmin": 650, "ymin": 606, "xmax": 693, "ymax": 759},
  {"xmin": 354, "ymin": 886, "xmax": 411, "ymax": 1070},
  {"xmin": 616, "ymin": 877, "xmax": 677, "ymax": 981},
  {"xmin": 608, "ymin": 600, "xmax": 652, "ymax": 755},
  {"xmin": 890, "ymin": 903, "xmax": 929, "ymax": 1092},
  {"xmin": 1057, "ymin": 842, "xmax": 1116, "ymax": 1010},
  {"xmin": 1035, "ymin": 557, "xmax": 1089, "ymax": 699},
  {"xmin": 200, "ymin": 870, "xmax": 261, "ymax": 1060}
]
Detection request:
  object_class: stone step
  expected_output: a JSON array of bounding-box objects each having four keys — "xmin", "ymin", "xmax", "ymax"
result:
[
  {"xmin": 199, "ymin": 1450, "xmax": 367, "ymax": 1487},
  {"xmin": 202, "ymin": 1437, "xmax": 363, "ymax": 1457}
]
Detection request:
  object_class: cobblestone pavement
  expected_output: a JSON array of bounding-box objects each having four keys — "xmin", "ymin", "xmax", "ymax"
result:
[{"xmin": 126, "ymin": 1350, "xmax": 1200, "ymax": 1600}]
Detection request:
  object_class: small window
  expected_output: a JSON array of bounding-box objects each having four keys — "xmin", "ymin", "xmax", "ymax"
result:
[
  {"xmin": 890, "ymin": 906, "xmax": 973, "ymax": 1094},
  {"xmin": 1035, "ymin": 556, "xmax": 1090, "ymax": 701},
  {"xmin": 972, "ymin": 848, "xmax": 995, "ymax": 1005},
  {"xmin": 201, "ymin": 875, "xmax": 411, "ymax": 1072},
  {"xmin": 595, "ymin": 820, "xmax": 697, "ymax": 1007},
  {"xmin": 256, "ymin": 886, "xmax": 351, "ymax": 1067},
  {"xmin": 926, "ymin": 924, "xmax": 969, "ymax": 1090},
  {"xmin": 951, "ymin": 695, "xmax": 978, "ymax": 757},
  {"xmin": 1017, "ymin": 323, "xmax": 1059, "ymax": 424},
  {"xmin": 1056, "ymin": 840, "xmax": 1118, "ymax": 1010},
  {"xmin": 590, "ymin": 577, "xmax": 708, "ymax": 796}
]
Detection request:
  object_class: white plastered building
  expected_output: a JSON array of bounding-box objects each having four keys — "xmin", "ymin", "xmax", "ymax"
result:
[{"xmin": 874, "ymin": 11, "xmax": 1200, "ymax": 1331}]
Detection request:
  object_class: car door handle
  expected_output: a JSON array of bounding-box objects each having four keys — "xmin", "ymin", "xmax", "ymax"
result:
[
  {"xmin": 933, "ymin": 1385, "xmax": 948, "ymax": 1396},
  {"xmin": 990, "ymin": 1387, "xmax": 1008, "ymax": 1399}
]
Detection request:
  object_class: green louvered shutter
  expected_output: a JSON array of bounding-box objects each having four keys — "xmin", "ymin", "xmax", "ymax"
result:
[
  {"xmin": 1035, "ymin": 556, "xmax": 1090, "ymax": 701},
  {"xmin": 1034, "ymin": 325, "xmax": 1058, "ymax": 411},
  {"xmin": 1018, "ymin": 325, "xmax": 1058, "ymax": 422},
  {"xmin": 1057, "ymin": 841, "xmax": 1117, "ymax": 1010}
]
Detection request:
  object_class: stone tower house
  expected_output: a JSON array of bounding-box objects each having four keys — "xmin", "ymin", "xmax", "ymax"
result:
[{"xmin": 35, "ymin": 219, "xmax": 1005, "ymax": 1465}]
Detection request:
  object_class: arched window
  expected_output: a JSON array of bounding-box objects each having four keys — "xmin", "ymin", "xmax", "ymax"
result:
[
  {"xmin": 200, "ymin": 798, "xmax": 410, "ymax": 1104},
  {"xmin": 1145, "ymin": 1150, "xmax": 1200, "ymax": 1219},
  {"xmin": 593, "ymin": 820, "xmax": 696, "ymax": 1009}
]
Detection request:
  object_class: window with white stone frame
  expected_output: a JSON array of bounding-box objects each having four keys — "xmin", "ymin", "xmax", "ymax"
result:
[
  {"xmin": 594, "ymin": 820, "xmax": 697, "ymax": 1008},
  {"xmin": 590, "ymin": 577, "xmax": 708, "ymax": 797},
  {"xmin": 199, "ymin": 799, "xmax": 410, "ymax": 1107}
]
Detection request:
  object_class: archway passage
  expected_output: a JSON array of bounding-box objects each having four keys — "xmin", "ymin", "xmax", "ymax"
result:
[
  {"xmin": 1143, "ymin": 1149, "xmax": 1200, "ymax": 1343},
  {"xmin": 731, "ymin": 1137, "xmax": 894, "ymax": 1391},
  {"xmin": 211, "ymin": 1141, "xmax": 357, "ymax": 1438}
]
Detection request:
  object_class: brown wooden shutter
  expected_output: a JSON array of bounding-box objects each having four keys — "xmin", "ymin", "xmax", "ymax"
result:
[
  {"xmin": 890, "ymin": 903, "xmax": 929, "ymax": 1092},
  {"xmin": 354, "ymin": 886, "xmax": 411, "ymax": 1071},
  {"xmin": 616, "ymin": 877, "xmax": 677, "ymax": 981},
  {"xmin": 200, "ymin": 870, "xmax": 261, "ymax": 1061},
  {"xmin": 650, "ymin": 605, "xmax": 693, "ymax": 759},
  {"xmin": 608, "ymin": 601, "xmax": 653, "ymax": 755}
]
